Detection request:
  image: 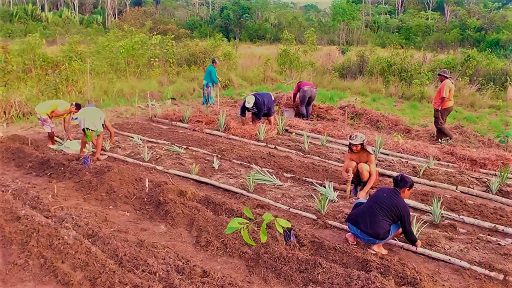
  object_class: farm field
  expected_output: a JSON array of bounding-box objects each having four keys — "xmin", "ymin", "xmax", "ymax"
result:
[{"xmin": 1, "ymin": 96, "xmax": 511, "ymax": 287}]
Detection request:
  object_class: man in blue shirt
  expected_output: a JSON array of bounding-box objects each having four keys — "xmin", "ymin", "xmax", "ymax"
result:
[
  {"xmin": 202, "ymin": 58, "xmax": 219, "ymax": 106},
  {"xmin": 240, "ymin": 92, "xmax": 275, "ymax": 125}
]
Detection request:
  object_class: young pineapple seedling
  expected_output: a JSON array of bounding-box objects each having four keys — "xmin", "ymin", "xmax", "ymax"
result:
[
  {"xmin": 131, "ymin": 135, "xmax": 143, "ymax": 145},
  {"xmin": 374, "ymin": 136, "xmax": 383, "ymax": 159},
  {"xmin": 302, "ymin": 134, "xmax": 310, "ymax": 152},
  {"xmin": 276, "ymin": 113, "xmax": 286, "ymax": 135},
  {"xmin": 313, "ymin": 193, "xmax": 330, "ymax": 215},
  {"xmin": 430, "ymin": 196, "xmax": 444, "ymax": 224},
  {"xmin": 418, "ymin": 156, "xmax": 435, "ymax": 177},
  {"xmin": 257, "ymin": 124, "xmax": 266, "ymax": 141},
  {"xmin": 102, "ymin": 139, "xmax": 111, "ymax": 152},
  {"xmin": 218, "ymin": 110, "xmax": 227, "ymax": 132},
  {"xmin": 320, "ymin": 133, "xmax": 328, "ymax": 146},
  {"xmin": 313, "ymin": 181, "xmax": 338, "ymax": 202},
  {"xmin": 181, "ymin": 109, "xmax": 191, "ymax": 124},
  {"xmin": 411, "ymin": 215, "xmax": 428, "ymax": 238},
  {"xmin": 249, "ymin": 167, "xmax": 282, "ymax": 185},
  {"xmin": 212, "ymin": 156, "xmax": 221, "ymax": 170},
  {"xmin": 498, "ymin": 164, "xmax": 510, "ymax": 185},
  {"xmin": 190, "ymin": 163, "xmax": 200, "ymax": 175},
  {"xmin": 487, "ymin": 177, "xmax": 501, "ymax": 195},
  {"xmin": 167, "ymin": 145, "xmax": 185, "ymax": 154},
  {"xmin": 246, "ymin": 173, "xmax": 256, "ymax": 192},
  {"xmin": 141, "ymin": 145, "xmax": 152, "ymax": 162}
]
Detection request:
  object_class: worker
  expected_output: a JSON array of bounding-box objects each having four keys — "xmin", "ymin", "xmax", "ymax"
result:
[
  {"xmin": 240, "ymin": 92, "xmax": 275, "ymax": 125},
  {"xmin": 35, "ymin": 100, "xmax": 82, "ymax": 147},
  {"xmin": 433, "ymin": 69, "xmax": 455, "ymax": 143},
  {"xmin": 342, "ymin": 132, "xmax": 378, "ymax": 199},
  {"xmin": 345, "ymin": 173, "xmax": 422, "ymax": 255},
  {"xmin": 202, "ymin": 58, "xmax": 220, "ymax": 106},
  {"xmin": 76, "ymin": 106, "xmax": 115, "ymax": 161},
  {"xmin": 292, "ymin": 81, "xmax": 317, "ymax": 119}
]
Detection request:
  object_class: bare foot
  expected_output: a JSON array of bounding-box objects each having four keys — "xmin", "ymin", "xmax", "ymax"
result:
[
  {"xmin": 370, "ymin": 244, "xmax": 388, "ymax": 255},
  {"xmin": 94, "ymin": 155, "xmax": 108, "ymax": 161},
  {"xmin": 345, "ymin": 233, "xmax": 357, "ymax": 245}
]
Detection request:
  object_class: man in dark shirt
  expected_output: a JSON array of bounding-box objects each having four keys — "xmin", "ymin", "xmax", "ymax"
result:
[
  {"xmin": 240, "ymin": 92, "xmax": 276, "ymax": 125},
  {"xmin": 345, "ymin": 173, "xmax": 422, "ymax": 255}
]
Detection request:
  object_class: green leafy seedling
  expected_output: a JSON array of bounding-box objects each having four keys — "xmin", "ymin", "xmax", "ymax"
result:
[
  {"xmin": 218, "ymin": 110, "xmax": 227, "ymax": 132},
  {"xmin": 302, "ymin": 134, "xmax": 310, "ymax": 152},
  {"xmin": 430, "ymin": 196, "xmax": 444, "ymax": 224},
  {"xmin": 257, "ymin": 124, "xmax": 266, "ymax": 141},
  {"xmin": 276, "ymin": 113, "xmax": 286, "ymax": 135},
  {"xmin": 190, "ymin": 163, "xmax": 200, "ymax": 175},
  {"xmin": 167, "ymin": 145, "xmax": 185, "ymax": 153},
  {"xmin": 412, "ymin": 215, "xmax": 428, "ymax": 238},
  {"xmin": 181, "ymin": 109, "xmax": 191, "ymax": 124},
  {"xmin": 212, "ymin": 156, "xmax": 220, "ymax": 170}
]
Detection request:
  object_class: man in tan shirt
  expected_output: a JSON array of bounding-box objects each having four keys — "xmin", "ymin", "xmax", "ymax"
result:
[{"xmin": 432, "ymin": 69, "xmax": 455, "ymax": 143}]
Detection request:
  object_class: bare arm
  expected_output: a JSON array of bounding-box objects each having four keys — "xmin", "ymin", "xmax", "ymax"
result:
[
  {"xmin": 341, "ymin": 153, "xmax": 352, "ymax": 179},
  {"xmin": 50, "ymin": 108, "xmax": 71, "ymax": 119},
  {"xmin": 63, "ymin": 116, "xmax": 72, "ymax": 140}
]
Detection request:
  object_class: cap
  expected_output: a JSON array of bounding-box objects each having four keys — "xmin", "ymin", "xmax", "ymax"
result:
[
  {"xmin": 245, "ymin": 94, "xmax": 255, "ymax": 108},
  {"xmin": 348, "ymin": 132, "xmax": 366, "ymax": 145}
]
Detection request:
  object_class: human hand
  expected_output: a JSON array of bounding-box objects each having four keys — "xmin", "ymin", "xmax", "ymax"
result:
[{"xmin": 415, "ymin": 240, "xmax": 422, "ymax": 249}]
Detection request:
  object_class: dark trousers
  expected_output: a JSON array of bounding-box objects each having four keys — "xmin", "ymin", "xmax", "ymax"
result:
[
  {"xmin": 299, "ymin": 87, "xmax": 317, "ymax": 119},
  {"xmin": 434, "ymin": 107, "xmax": 454, "ymax": 141}
]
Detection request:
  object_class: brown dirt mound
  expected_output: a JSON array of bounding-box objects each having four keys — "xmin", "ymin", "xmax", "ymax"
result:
[{"xmin": 1, "ymin": 136, "xmax": 503, "ymax": 287}]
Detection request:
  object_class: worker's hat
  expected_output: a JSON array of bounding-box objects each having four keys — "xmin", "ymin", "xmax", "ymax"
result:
[
  {"xmin": 245, "ymin": 94, "xmax": 256, "ymax": 108},
  {"xmin": 437, "ymin": 69, "xmax": 452, "ymax": 78},
  {"xmin": 348, "ymin": 132, "xmax": 366, "ymax": 145}
]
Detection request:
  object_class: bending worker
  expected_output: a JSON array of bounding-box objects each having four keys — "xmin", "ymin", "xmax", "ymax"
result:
[
  {"xmin": 292, "ymin": 81, "xmax": 317, "ymax": 119},
  {"xmin": 342, "ymin": 132, "xmax": 378, "ymax": 199},
  {"xmin": 240, "ymin": 92, "xmax": 275, "ymax": 125},
  {"xmin": 76, "ymin": 106, "xmax": 115, "ymax": 161},
  {"xmin": 345, "ymin": 173, "xmax": 422, "ymax": 255},
  {"xmin": 35, "ymin": 100, "xmax": 82, "ymax": 147}
]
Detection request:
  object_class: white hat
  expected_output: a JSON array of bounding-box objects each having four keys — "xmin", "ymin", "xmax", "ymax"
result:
[{"xmin": 245, "ymin": 94, "xmax": 256, "ymax": 108}]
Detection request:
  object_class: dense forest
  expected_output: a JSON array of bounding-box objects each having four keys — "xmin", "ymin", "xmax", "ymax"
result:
[{"xmin": 1, "ymin": 0, "xmax": 511, "ymax": 57}]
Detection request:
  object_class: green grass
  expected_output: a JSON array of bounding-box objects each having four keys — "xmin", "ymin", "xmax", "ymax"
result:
[{"xmin": 316, "ymin": 90, "xmax": 349, "ymax": 105}]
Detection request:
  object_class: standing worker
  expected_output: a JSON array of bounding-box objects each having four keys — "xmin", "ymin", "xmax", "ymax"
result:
[
  {"xmin": 202, "ymin": 58, "xmax": 220, "ymax": 106},
  {"xmin": 342, "ymin": 132, "xmax": 378, "ymax": 199},
  {"xmin": 345, "ymin": 174, "xmax": 422, "ymax": 255},
  {"xmin": 433, "ymin": 69, "xmax": 455, "ymax": 143},
  {"xmin": 240, "ymin": 92, "xmax": 276, "ymax": 125},
  {"xmin": 35, "ymin": 100, "xmax": 82, "ymax": 147},
  {"xmin": 292, "ymin": 81, "xmax": 317, "ymax": 119},
  {"xmin": 76, "ymin": 106, "xmax": 115, "ymax": 161}
]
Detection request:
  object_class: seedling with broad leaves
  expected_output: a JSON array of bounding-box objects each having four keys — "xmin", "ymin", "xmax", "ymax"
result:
[
  {"xmin": 167, "ymin": 145, "xmax": 185, "ymax": 154},
  {"xmin": 224, "ymin": 207, "xmax": 292, "ymax": 246},
  {"xmin": 412, "ymin": 215, "xmax": 428, "ymax": 238},
  {"xmin": 212, "ymin": 156, "xmax": 220, "ymax": 170},
  {"xmin": 257, "ymin": 124, "xmax": 266, "ymax": 141},
  {"xmin": 249, "ymin": 167, "xmax": 282, "ymax": 185},
  {"xmin": 313, "ymin": 181, "xmax": 337, "ymax": 202},
  {"xmin": 430, "ymin": 196, "xmax": 444, "ymax": 224},
  {"xmin": 276, "ymin": 113, "xmax": 286, "ymax": 135},
  {"xmin": 487, "ymin": 177, "xmax": 501, "ymax": 195}
]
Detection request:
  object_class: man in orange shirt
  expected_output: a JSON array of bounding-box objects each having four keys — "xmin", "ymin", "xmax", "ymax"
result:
[{"xmin": 432, "ymin": 69, "xmax": 455, "ymax": 143}]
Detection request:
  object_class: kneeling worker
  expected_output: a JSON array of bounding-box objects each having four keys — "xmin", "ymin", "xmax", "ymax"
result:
[
  {"xmin": 240, "ymin": 92, "xmax": 275, "ymax": 125},
  {"xmin": 342, "ymin": 132, "xmax": 378, "ymax": 199},
  {"xmin": 76, "ymin": 106, "xmax": 115, "ymax": 161},
  {"xmin": 345, "ymin": 174, "xmax": 422, "ymax": 255},
  {"xmin": 35, "ymin": 100, "xmax": 82, "ymax": 147}
]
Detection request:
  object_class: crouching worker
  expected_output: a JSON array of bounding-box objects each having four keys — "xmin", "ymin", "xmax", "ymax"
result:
[
  {"xmin": 35, "ymin": 100, "xmax": 82, "ymax": 147},
  {"xmin": 76, "ymin": 106, "xmax": 115, "ymax": 161},
  {"xmin": 342, "ymin": 132, "xmax": 378, "ymax": 199},
  {"xmin": 240, "ymin": 92, "xmax": 275, "ymax": 125},
  {"xmin": 292, "ymin": 81, "xmax": 317, "ymax": 119},
  {"xmin": 345, "ymin": 174, "xmax": 421, "ymax": 255}
]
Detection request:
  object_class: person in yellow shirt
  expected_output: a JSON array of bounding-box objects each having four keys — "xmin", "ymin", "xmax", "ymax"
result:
[
  {"xmin": 35, "ymin": 100, "xmax": 81, "ymax": 147},
  {"xmin": 76, "ymin": 106, "xmax": 115, "ymax": 161},
  {"xmin": 432, "ymin": 69, "xmax": 455, "ymax": 143}
]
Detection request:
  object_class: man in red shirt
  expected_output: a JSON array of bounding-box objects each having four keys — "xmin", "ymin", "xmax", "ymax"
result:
[
  {"xmin": 432, "ymin": 69, "xmax": 455, "ymax": 143},
  {"xmin": 292, "ymin": 81, "xmax": 317, "ymax": 119}
]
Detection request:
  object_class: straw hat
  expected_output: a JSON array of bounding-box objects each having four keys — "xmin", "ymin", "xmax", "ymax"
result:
[{"xmin": 437, "ymin": 69, "xmax": 452, "ymax": 78}]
